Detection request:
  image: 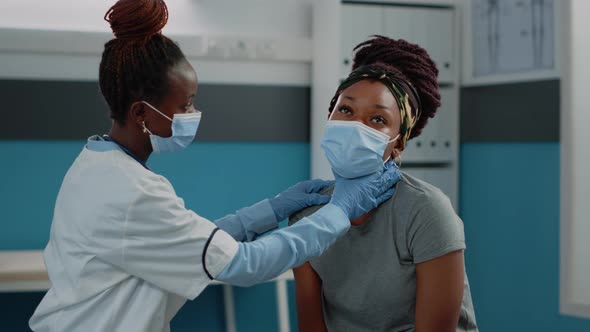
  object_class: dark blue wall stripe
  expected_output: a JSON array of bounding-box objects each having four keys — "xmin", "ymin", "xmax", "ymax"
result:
[
  {"xmin": 234, "ymin": 283, "xmax": 279, "ymax": 331},
  {"xmin": 287, "ymin": 280, "xmax": 300, "ymax": 331},
  {"xmin": 170, "ymin": 286, "xmax": 227, "ymax": 332},
  {"xmin": 0, "ymin": 292, "xmax": 45, "ymax": 332},
  {"xmin": 0, "ymin": 80, "xmax": 111, "ymax": 140},
  {"xmin": 460, "ymin": 80, "xmax": 559, "ymax": 142},
  {"xmin": 0, "ymin": 284, "xmax": 228, "ymax": 332},
  {"xmin": 342, "ymin": 1, "xmax": 453, "ymax": 9},
  {"xmin": 0, "ymin": 80, "xmax": 309, "ymax": 142},
  {"xmin": 195, "ymin": 84, "xmax": 309, "ymax": 142}
]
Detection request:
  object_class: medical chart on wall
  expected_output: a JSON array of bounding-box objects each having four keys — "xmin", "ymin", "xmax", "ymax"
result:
[{"xmin": 472, "ymin": 0, "xmax": 555, "ymax": 77}]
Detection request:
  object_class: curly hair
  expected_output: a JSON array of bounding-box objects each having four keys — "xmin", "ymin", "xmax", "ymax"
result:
[
  {"xmin": 99, "ymin": 0, "xmax": 187, "ymax": 124},
  {"xmin": 330, "ymin": 35, "xmax": 441, "ymax": 140}
]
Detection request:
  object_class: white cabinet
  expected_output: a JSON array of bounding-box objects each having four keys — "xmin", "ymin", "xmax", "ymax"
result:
[
  {"xmin": 341, "ymin": 4, "xmax": 455, "ymax": 84},
  {"xmin": 341, "ymin": 5, "xmax": 382, "ymax": 78},
  {"xmin": 402, "ymin": 87, "xmax": 458, "ymax": 163},
  {"xmin": 403, "ymin": 167, "xmax": 458, "ymax": 209},
  {"xmin": 382, "ymin": 7, "xmax": 455, "ymax": 83}
]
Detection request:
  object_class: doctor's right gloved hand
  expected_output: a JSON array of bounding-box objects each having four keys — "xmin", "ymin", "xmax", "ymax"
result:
[{"xmin": 330, "ymin": 162, "xmax": 402, "ymax": 220}]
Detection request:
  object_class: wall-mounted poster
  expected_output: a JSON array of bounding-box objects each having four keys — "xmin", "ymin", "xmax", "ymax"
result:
[{"xmin": 463, "ymin": 0, "xmax": 561, "ymax": 86}]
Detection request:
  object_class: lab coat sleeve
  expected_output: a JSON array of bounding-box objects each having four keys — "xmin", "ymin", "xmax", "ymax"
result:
[
  {"xmin": 98, "ymin": 175, "xmax": 238, "ymax": 300},
  {"xmin": 212, "ymin": 203, "xmax": 349, "ymax": 287},
  {"xmin": 214, "ymin": 199, "xmax": 278, "ymax": 242}
]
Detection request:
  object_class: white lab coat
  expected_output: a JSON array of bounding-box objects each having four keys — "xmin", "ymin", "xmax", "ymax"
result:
[{"xmin": 29, "ymin": 141, "xmax": 238, "ymax": 332}]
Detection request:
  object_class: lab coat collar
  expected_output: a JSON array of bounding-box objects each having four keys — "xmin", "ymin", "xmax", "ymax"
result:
[{"xmin": 86, "ymin": 135, "xmax": 120, "ymax": 152}]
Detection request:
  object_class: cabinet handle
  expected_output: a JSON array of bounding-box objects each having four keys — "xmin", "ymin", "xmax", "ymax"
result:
[{"xmin": 343, "ymin": 58, "xmax": 350, "ymax": 65}]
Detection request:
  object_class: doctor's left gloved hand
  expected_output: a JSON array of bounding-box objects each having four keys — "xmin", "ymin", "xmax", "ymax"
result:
[{"xmin": 269, "ymin": 179, "xmax": 333, "ymax": 221}]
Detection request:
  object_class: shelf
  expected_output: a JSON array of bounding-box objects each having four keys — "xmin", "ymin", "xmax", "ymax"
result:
[{"xmin": 0, "ymin": 250, "xmax": 293, "ymax": 293}]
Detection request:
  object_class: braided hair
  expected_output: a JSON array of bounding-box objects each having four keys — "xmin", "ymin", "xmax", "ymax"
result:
[
  {"xmin": 329, "ymin": 35, "xmax": 441, "ymax": 142},
  {"xmin": 99, "ymin": 0, "xmax": 187, "ymax": 124}
]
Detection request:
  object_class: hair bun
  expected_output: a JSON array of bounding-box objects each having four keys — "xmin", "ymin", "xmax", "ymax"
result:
[{"xmin": 104, "ymin": 0, "xmax": 168, "ymax": 42}]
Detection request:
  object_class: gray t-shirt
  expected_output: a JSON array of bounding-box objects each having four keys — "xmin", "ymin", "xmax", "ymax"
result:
[{"xmin": 289, "ymin": 172, "xmax": 478, "ymax": 332}]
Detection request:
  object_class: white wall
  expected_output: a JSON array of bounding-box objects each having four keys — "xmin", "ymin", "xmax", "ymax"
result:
[
  {"xmin": 0, "ymin": 0, "xmax": 314, "ymax": 85},
  {"xmin": 561, "ymin": 0, "xmax": 590, "ymax": 319},
  {"xmin": 0, "ymin": 0, "xmax": 312, "ymax": 37}
]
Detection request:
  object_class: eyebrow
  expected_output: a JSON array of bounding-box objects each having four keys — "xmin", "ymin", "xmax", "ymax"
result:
[
  {"xmin": 374, "ymin": 104, "xmax": 390, "ymax": 110},
  {"xmin": 342, "ymin": 95, "xmax": 390, "ymax": 110}
]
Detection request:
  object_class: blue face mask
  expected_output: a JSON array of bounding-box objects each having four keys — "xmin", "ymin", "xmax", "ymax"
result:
[
  {"xmin": 321, "ymin": 120, "xmax": 399, "ymax": 179},
  {"xmin": 141, "ymin": 101, "xmax": 201, "ymax": 154}
]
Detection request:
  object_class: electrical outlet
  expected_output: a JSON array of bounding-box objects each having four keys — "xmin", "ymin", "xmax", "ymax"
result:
[
  {"xmin": 256, "ymin": 40, "xmax": 276, "ymax": 59},
  {"xmin": 229, "ymin": 39, "xmax": 254, "ymax": 59},
  {"xmin": 207, "ymin": 38, "xmax": 229, "ymax": 59}
]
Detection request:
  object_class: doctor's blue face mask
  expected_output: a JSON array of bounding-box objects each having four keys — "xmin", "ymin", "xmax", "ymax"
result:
[
  {"xmin": 141, "ymin": 101, "xmax": 201, "ymax": 154},
  {"xmin": 321, "ymin": 120, "xmax": 400, "ymax": 179}
]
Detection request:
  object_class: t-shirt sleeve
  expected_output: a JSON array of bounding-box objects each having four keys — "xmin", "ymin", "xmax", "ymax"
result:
[
  {"xmin": 98, "ymin": 175, "xmax": 238, "ymax": 300},
  {"xmin": 406, "ymin": 190, "xmax": 466, "ymax": 264}
]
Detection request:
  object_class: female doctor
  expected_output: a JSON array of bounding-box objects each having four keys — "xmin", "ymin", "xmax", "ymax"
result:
[{"xmin": 28, "ymin": 1, "xmax": 400, "ymax": 331}]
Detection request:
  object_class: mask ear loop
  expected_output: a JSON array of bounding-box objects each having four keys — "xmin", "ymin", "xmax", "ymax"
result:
[
  {"xmin": 142, "ymin": 101, "xmax": 172, "ymax": 121},
  {"xmin": 141, "ymin": 101, "xmax": 169, "ymax": 136},
  {"xmin": 393, "ymin": 153, "xmax": 402, "ymax": 168},
  {"xmin": 383, "ymin": 134, "xmax": 401, "ymax": 165}
]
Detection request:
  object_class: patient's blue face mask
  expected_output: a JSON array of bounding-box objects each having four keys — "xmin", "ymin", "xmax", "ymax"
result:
[
  {"xmin": 141, "ymin": 101, "xmax": 201, "ymax": 154},
  {"xmin": 321, "ymin": 120, "xmax": 399, "ymax": 179}
]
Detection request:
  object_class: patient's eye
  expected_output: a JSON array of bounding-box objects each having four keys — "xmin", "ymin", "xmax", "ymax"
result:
[
  {"xmin": 337, "ymin": 106, "xmax": 352, "ymax": 115},
  {"xmin": 371, "ymin": 116, "xmax": 386, "ymax": 125},
  {"xmin": 184, "ymin": 100, "xmax": 194, "ymax": 111}
]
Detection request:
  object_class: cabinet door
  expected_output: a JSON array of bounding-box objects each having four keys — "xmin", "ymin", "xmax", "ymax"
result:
[
  {"xmin": 341, "ymin": 4, "xmax": 383, "ymax": 79},
  {"xmin": 400, "ymin": 87, "xmax": 458, "ymax": 163},
  {"xmin": 382, "ymin": 7, "xmax": 455, "ymax": 83},
  {"xmin": 435, "ymin": 87, "xmax": 459, "ymax": 162}
]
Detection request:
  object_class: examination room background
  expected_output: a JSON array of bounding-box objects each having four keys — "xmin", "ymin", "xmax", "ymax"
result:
[{"xmin": 1, "ymin": 1, "xmax": 590, "ymax": 331}]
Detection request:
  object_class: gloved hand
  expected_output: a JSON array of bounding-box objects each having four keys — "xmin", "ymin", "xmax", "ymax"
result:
[
  {"xmin": 330, "ymin": 162, "xmax": 402, "ymax": 220},
  {"xmin": 269, "ymin": 179, "xmax": 333, "ymax": 221}
]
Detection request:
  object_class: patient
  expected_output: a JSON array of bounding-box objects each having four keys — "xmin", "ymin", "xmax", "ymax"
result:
[{"xmin": 289, "ymin": 36, "xmax": 478, "ymax": 332}]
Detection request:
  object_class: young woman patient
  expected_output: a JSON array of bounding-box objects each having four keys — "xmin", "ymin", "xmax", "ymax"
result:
[{"xmin": 289, "ymin": 36, "xmax": 478, "ymax": 332}]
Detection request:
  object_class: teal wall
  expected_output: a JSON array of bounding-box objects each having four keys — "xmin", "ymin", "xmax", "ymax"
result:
[{"xmin": 461, "ymin": 143, "xmax": 590, "ymax": 331}]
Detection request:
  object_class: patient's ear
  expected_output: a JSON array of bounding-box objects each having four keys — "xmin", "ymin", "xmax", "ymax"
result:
[
  {"xmin": 393, "ymin": 138, "xmax": 405, "ymax": 157},
  {"xmin": 392, "ymin": 143, "xmax": 404, "ymax": 166}
]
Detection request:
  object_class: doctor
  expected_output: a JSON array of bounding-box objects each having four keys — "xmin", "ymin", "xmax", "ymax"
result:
[{"xmin": 29, "ymin": 0, "xmax": 401, "ymax": 331}]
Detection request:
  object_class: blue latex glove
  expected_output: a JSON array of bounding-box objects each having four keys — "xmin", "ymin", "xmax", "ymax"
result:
[
  {"xmin": 331, "ymin": 162, "xmax": 402, "ymax": 220},
  {"xmin": 269, "ymin": 179, "xmax": 333, "ymax": 221}
]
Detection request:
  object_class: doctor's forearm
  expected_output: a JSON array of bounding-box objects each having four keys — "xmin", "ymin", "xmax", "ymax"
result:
[
  {"xmin": 214, "ymin": 199, "xmax": 278, "ymax": 242},
  {"xmin": 214, "ymin": 204, "xmax": 349, "ymax": 287}
]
